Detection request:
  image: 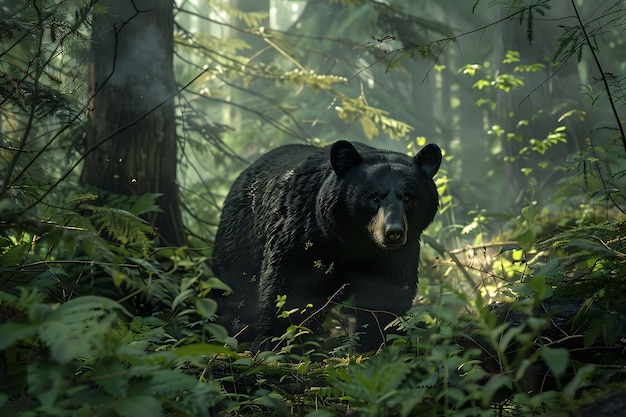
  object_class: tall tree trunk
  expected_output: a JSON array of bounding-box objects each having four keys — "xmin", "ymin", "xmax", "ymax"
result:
[{"xmin": 80, "ymin": 0, "xmax": 185, "ymax": 246}]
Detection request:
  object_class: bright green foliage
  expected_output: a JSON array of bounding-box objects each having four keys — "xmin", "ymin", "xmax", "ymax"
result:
[
  {"xmin": 328, "ymin": 349, "xmax": 420, "ymax": 417},
  {"xmin": 334, "ymin": 94, "xmax": 414, "ymax": 140},
  {"xmin": 323, "ymin": 236, "xmax": 626, "ymax": 415}
]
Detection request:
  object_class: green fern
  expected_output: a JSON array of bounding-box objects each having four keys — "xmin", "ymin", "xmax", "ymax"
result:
[
  {"xmin": 328, "ymin": 348, "xmax": 413, "ymax": 412},
  {"xmin": 64, "ymin": 192, "xmax": 99, "ymax": 208},
  {"xmin": 538, "ymin": 221, "xmax": 625, "ymax": 262},
  {"xmin": 532, "ymin": 220, "xmax": 626, "ymax": 351},
  {"xmin": 84, "ymin": 204, "xmax": 156, "ymax": 253},
  {"xmin": 0, "ymin": 288, "xmax": 230, "ymax": 415}
]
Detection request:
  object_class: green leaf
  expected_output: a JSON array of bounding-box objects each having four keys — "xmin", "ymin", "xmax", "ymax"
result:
[
  {"xmin": 173, "ymin": 342, "xmax": 235, "ymax": 359},
  {"xmin": 128, "ymin": 193, "xmax": 163, "ymax": 215},
  {"xmin": 251, "ymin": 390, "xmax": 288, "ymax": 415},
  {"xmin": 297, "ymin": 360, "xmax": 311, "ymax": 375},
  {"xmin": 205, "ymin": 277, "xmax": 233, "ymax": 293},
  {"xmin": 115, "ymin": 395, "xmax": 162, "ymax": 417},
  {"xmin": 480, "ymin": 374, "xmax": 512, "ymax": 406},
  {"xmin": 563, "ymin": 364, "xmax": 595, "ymax": 398},
  {"xmin": 473, "ymin": 79, "xmax": 491, "ymax": 90},
  {"xmin": 27, "ymin": 362, "xmax": 65, "ymax": 407},
  {"xmin": 51, "ymin": 296, "xmax": 130, "ymax": 323},
  {"xmin": 539, "ymin": 346, "xmax": 569, "ymax": 376},
  {"xmin": 503, "ymin": 50, "xmax": 520, "ymax": 64},
  {"xmin": 172, "ymin": 288, "xmax": 195, "ymax": 310},
  {"xmin": 113, "ymin": 269, "xmax": 128, "ymax": 286},
  {"xmin": 129, "ymin": 316, "xmax": 143, "ymax": 332},
  {"xmin": 30, "ymin": 303, "xmax": 53, "ymax": 322},
  {"xmin": 517, "ymin": 228, "xmax": 535, "ymax": 251},
  {"xmin": 91, "ymin": 359, "xmax": 128, "ymax": 397},
  {"xmin": 149, "ymin": 370, "xmax": 198, "ymax": 395},
  {"xmin": 195, "ymin": 298, "xmax": 218, "ymax": 319},
  {"xmin": 521, "ymin": 205, "xmax": 538, "ymax": 222},
  {"xmin": 0, "ymin": 322, "xmax": 38, "ymax": 349},
  {"xmin": 528, "ymin": 274, "xmax": 552, "ymax": 300},
  {"xmin": 498, "ymin": 324, "xmax": 524, "ymax": 352},
  {"xmin": 0, "ymin": 243, "xmax": 31, "ymax": 267},
  {"xmin": 40, "ymin": 321, "xmax": 91, "ymax": 364},
  {"xmin": 205, "ymin": 322, "xmax": 229, "ymax": 342}
]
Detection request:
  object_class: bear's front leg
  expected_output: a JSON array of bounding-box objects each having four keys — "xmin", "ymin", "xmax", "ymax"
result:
[
  {"xmin": 349, "ymin": 278, "xmax": 414, "ymax": 352},
  {"xmin": 254, "ymin": 260, "xmax": 330, "ymax": 352}
]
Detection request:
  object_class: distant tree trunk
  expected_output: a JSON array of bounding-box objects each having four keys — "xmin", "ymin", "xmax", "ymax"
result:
[{"xmin": 81, "ymin": 0, "xmax": 185, "ymax": 246}]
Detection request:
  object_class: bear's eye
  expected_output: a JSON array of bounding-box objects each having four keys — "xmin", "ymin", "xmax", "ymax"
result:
[
  {"xmin": 403, "ymin": 195, "xmax": 412, "ymax": 204},
  {"xmin": 370, "ymin": 195, "xmax": 379, "ymax": 204}
]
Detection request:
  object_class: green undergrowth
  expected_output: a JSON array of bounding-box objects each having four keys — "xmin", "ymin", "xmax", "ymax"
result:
[{"xmin": 1, "ymin": 189, "xmax": 625, "ymax": 416}]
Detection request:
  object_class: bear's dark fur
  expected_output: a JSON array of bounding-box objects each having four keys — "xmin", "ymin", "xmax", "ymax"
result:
[{"xmin": 212, "ymin": 140, "xmax": 441, "ymax": 352}]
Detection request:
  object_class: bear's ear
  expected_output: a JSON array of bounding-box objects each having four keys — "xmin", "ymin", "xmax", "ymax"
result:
[
  {"xmin": 330, "ymin": 140, "xmax": 363, "ymax": 177},
  {"xmin": 414, "ymin": 143, "xmax": 442, "ymax": 178}
]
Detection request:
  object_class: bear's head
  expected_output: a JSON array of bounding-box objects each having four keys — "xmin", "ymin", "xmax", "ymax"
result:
[{"xmin": 321, "ymin": 140, "xmax": 441, "ymax": 251}]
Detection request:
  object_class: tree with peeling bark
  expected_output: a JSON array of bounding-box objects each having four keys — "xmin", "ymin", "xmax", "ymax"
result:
[{"xmin": 80, "ymin": 0, "xmax": 185, "ymax": 246}]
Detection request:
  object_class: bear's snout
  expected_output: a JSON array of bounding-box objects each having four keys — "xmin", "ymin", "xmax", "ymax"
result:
[
  {"xmin": 370, "ymin": 205, "xmax": 408, "ymax": 249},
  {"xmin": 385, "ymin": 223, "xmax": 405, "ymax": 242}
]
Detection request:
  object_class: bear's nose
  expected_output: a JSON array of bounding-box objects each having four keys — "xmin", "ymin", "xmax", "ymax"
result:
[{"xmin": 385, "ymin": 224, "xmax": 405, "ymax": 241}]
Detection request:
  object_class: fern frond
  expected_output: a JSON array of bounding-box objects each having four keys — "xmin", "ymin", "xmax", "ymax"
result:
[
  {"xmin": 559, "ymin": 250, "xmax": 598, "ymax": 268},
  {"xmin": 537, "ymin": 221, "xmax": 626, "ymax": 274},
  {"xmin": 84, "ymin": 205, "xmax": 156, "ymax": 252},
  {"xmin": 65, "ymin": 193, "xmax": 99, "ymax": 208},
  {"xmin": 0, "ymin": 76, "xmax": 84, "ymax": 124},
  {"xmin": 526, "ymin": 6, "xmax": 534, "ymax": 45}
]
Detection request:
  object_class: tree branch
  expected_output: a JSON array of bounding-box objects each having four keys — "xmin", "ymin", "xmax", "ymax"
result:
[{"xmin": 571, "ymin": 0, "xmax": 626, "ymax": 153}]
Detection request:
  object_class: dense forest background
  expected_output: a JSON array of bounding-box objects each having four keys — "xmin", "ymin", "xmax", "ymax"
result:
[{"xmin": 1, "ymin": 0, "xmax": 625, "ymax": 416}]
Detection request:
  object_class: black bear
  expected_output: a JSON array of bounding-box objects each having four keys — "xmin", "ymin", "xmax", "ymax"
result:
[{"xmin": 212, "ymin": 140, "xmax": 441, "ymax": 352}]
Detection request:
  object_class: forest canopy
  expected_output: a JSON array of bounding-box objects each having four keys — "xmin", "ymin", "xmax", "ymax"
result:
[{"xmin": 0, "ymin": 0, "xmax": 625, "ymax": 416}]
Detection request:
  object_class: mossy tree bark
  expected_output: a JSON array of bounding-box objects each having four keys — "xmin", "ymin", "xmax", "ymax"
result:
[{"xmin": 80, "ymin": 0, "xmax": 185, "ymax": 246}]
